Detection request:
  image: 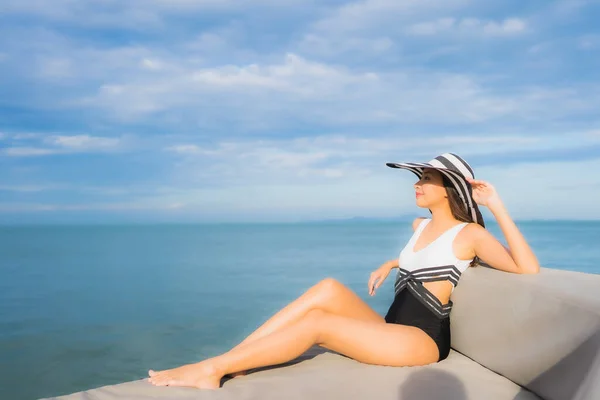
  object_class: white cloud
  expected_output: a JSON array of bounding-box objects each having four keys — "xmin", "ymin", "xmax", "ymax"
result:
[
  {"xmin": 165, "ymin": 144, "xmax": 222, "ymax": 156},
  {"xmin": 36, "ymin": 57, "xmax": 73, "ymax": 79},
  {"xmin": 4, "ymin": 132, "xmax": 599, "ymax": 219},
  {"xmin": 477, "ymin": 158, "xmax": 600, "ymax": 219},
  {"xmin": 0, "ymin": 9, "xmax": 591, "ymax": 130},
  {"xmin": 160, "ymin": 134, "xmax": 551, "ymax": 192},
  {"xmin": 85, "ymin": 53, "xmax": 383, "ymax": 120},
  {"xmin": 45, "ymin": 134, "xmax": 121, "ymax": 149},
  {"xmin": 0, "ymin": 1, "xmax": 162, "ymax": 30},
  {"xmin": 407, "ymin": 17, "xmax": 527, "ymax": 36},
  {"xmin": 0, "ymin": 203, "xmax": 60, "ymax": 212},
  {"xmin": 548, "ymin": 0, "xmax": 599, "ymax": 17},
  {"xmin": 13, "ymin": 133, "xmax": 42, "ymax": 140},
  {"xmin": 2, "ymin": 147, "xmax": 58, "ymax": 157},
  {"xmin": 481, "ymin": 18, "xmax": 527, "ymax": 36},
  {"xmin": 295, "ymin": 2, "xmax": 525, "ymax": 63},
  {"xmin": 41, "ymin": 44, "xmax": 161, "ymax": 83},
  {"xmin": 0, "ymin": 183, "xmax": 150, "ymax": 196},
  {"xmin": 297, "ymin": 34, "xmax": 394, "ymax": 57},
  {"xmin": 0, "ymin": 0, "xmax": 312, "ymax": 30},
  {"xmin": 11, "ymin": 155, "xmax": 597, "ymax": 220},
  {"xmin": 0, "ymin": 134, "xmax": 126, "ymax": 156},
  {"xmin": 0, "ymin": 201, "xmax": 181, "ymax": 212},
  {"xmin": 140, "ymin": 58, "xmax": 164, "ymax": 71},
  {"xmin": 187, "ymin": 53, "xmax": 377, "ymax": 91},
  {"xmin": 585, "ymin": 129, "xmax": 600, "ymax": 138},
  {"xmin": 147, "ymin": 0, "xmax": 309, "ymax": 10},
  {"xmin": 407, "ymin": 18, "xmax": 456, "ymax": 35},
  {"xmin": 295, "ymin": 0, "xmax": 467, "ymax": 60},
  {"xmin": 0, "ymin": 184, "xmax": 65, "ymax": 192},
  {"xmin": 311, "ymin": 0, "xmax": 467, "ymax": 34},
  {"xmin": 183, "ymin": 26, "xmax": 248, "ymax": 58},
  {"xmin": 527, "ymin": 41, "xmax": 553, "ymax": 54},
  {"xmin": 1, "ymin": 0, "xmax": 599, "ymax": 223},
  {"xmin": 80, "ymin": 186, "xmax": 133, "ymax": 196},
  {"xmin": 80, "ymin": 51, "xmax": 600, "ymax": 127},
  {"xmin": 578, "ymin": 34, "xmax": 600, "ymax": 50}
]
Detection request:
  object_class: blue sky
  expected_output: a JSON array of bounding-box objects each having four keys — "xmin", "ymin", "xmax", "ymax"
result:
[{"xmin": 1, "ymin": 0, "xmax": 600, "ymax": 223}]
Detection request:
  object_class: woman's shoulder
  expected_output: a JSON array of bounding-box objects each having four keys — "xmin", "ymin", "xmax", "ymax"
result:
[
  {"xmin": 461, "ymin": 221, "xmax": 486, "ymax": 242},
  {"xmin": 411, "ymin": 217, "xmax": 429, "ymax": 232},
  {"xmin": 458, "ymin": 222, "xmax": 484, "ymax": 261}
]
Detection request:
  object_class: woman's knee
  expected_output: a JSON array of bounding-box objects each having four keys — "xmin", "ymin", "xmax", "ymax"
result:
[
  {"xmin": 303, "ymin": 308, "xmax": 333, "ymax": 344},
  {"xmin": 306, "ymin": 308, "xmax": 327, "ymax": 321},
  {"xmin": 316, "ymin": 277, "xmax": 344, "ymax": 295},
  {"xmin": 311, "ymin": 278, "xmax": 349, "ymax": 310},
  {"xmin": 303, "ymin": 278, "xmax": 346, "ymax": 314},
  {"xmin": 304, "ymin": 309, "xmax": 328, "ymax": 338}
]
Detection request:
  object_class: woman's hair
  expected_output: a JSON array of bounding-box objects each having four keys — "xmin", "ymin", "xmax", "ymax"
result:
[{"xmin": 432, "ymin": 175, "xmax": 484, "ymax": 268}]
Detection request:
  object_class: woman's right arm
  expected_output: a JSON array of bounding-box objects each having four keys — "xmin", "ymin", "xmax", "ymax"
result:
[
  {"xmin": 370, "ymin": 258, "xmax": 399, "ymax": 295},
  {"xmin": 382, "ymin": 259, "xmax": 399, "ymax": 270}
]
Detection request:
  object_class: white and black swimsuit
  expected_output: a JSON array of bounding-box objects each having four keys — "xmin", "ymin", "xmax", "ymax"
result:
[{"xmin": 384, "ymin": 218, "xmax": 473, "ymax": 361}]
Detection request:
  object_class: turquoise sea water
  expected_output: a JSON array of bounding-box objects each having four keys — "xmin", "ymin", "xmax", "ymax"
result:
[{"xmin": 1, "ymin": 220, "xmax": 599, "ymax": 400}]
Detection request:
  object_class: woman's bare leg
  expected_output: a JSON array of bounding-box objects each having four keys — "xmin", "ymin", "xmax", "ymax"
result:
[
  {"xmin": 147, "ymin": 309, "xmax": 438, "ymax": 389},
  {"xmin": 228, "ymin": 278, "xmax": 384, "ymax": 376}
]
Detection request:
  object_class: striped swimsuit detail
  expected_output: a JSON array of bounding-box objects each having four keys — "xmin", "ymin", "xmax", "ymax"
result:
[{"xmin": 394, "ymin": 218, "xmax": 473, "ymax": 319}]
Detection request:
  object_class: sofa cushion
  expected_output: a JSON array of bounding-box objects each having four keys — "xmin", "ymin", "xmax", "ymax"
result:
[
  {"xmin": 450, "ymin": 266, "xmax": 600, "ymax": 400},
  {"xmin": 43, "ymin": 346, "xmax": 539, "ymax": 400}
]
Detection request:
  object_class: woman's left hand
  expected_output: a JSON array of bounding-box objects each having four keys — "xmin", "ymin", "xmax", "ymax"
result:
[{"xmin": 465, "ymin": 177, "xmax": 502, "ymax": 208}]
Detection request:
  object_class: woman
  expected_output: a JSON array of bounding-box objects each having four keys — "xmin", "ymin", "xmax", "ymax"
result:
[{"xmin": 147, "ymin": 152, "xmax": 540, "ymax": 390}]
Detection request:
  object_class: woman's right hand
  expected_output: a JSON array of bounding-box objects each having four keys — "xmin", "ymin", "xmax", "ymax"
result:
[{"xmin": 368, "ymin": 262, "xmax": 393, "ymax": 296}]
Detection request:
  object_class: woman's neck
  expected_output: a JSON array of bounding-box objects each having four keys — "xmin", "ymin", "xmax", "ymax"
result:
[{"xmin": 428, "ymin": 205, "xmax": 458, "ymax": 227}]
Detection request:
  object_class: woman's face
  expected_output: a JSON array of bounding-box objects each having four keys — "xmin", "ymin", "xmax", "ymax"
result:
[{"xmin": 414, "ymin": 168, "xmax": 447, "ymax": 208}]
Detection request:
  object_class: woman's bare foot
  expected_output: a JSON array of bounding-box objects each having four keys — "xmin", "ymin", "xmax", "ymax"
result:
[{"xmin": 148, "ymin": 361, "xmax": 222, "ymax": 390}]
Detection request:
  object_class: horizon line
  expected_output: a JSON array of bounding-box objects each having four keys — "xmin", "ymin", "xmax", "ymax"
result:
[{"xmin": 1, "ymin": 216, "xmax": 599, "ymax": 226}]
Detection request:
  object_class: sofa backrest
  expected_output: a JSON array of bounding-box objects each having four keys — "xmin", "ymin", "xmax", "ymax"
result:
[{"xmin": 450, "ymin": 266, "xmax": 600, "ymax": 400}]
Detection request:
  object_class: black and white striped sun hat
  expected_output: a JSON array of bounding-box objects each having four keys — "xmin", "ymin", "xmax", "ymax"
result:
[{"xmin": 386, "ymin": 153, "xmax": 484, "ymax": 227}]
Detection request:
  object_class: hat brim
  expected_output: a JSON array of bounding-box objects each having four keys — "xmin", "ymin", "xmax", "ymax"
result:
[
  {"xmin": 386, "ymin": 161, "xmax": 483, "ymax": 226},
  {"xmin": 386, "ymin": 162, "xmax": 467, "ymax": 182}
]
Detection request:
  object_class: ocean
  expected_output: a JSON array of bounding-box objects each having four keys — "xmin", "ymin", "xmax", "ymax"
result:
[{"xmin": 1, "ymin": 220, "xmax": 599, "ymax": 400}]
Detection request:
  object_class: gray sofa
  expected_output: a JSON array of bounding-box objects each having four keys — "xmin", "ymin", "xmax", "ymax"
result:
[{"xmin": 43, "ymin": 266, "xmax": 600, "ymax": 400}]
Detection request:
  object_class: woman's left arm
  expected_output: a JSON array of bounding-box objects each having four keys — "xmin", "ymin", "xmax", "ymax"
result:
[{"xmin": 467, "ymin": 178, "xmax": 541, "ymax": 275}]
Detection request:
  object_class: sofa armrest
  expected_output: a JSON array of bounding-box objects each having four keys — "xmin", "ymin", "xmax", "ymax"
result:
[{"xmin": 450, "ymin": 266, "xmax": 600, "ymax": 400}]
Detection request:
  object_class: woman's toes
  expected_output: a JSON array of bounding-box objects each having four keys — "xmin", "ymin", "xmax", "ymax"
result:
[
  {"xmin": 149, "ymin": 373, "xmax": 167, "ymax": 385},
  {"xmin": 151, "ymin": 374, "xmax": 163, "ymax": 383},
  {"xmin": 153, "ymin": 376, "xmax": 168, "ymax": 386}
]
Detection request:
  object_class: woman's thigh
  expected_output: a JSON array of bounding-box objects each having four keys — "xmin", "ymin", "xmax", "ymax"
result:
[
  {"xmin": 314, "ymin": 278, "xmax": 386, "ymax": 324},
  {"xmin": 312, "ymin": 310, "xmax": 439, "ymax": 367}
]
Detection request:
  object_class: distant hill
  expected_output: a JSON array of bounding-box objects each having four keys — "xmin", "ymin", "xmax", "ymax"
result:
[{"xmin": 307, "ymin": 215, "xmax": 418, "ymax": 223}]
